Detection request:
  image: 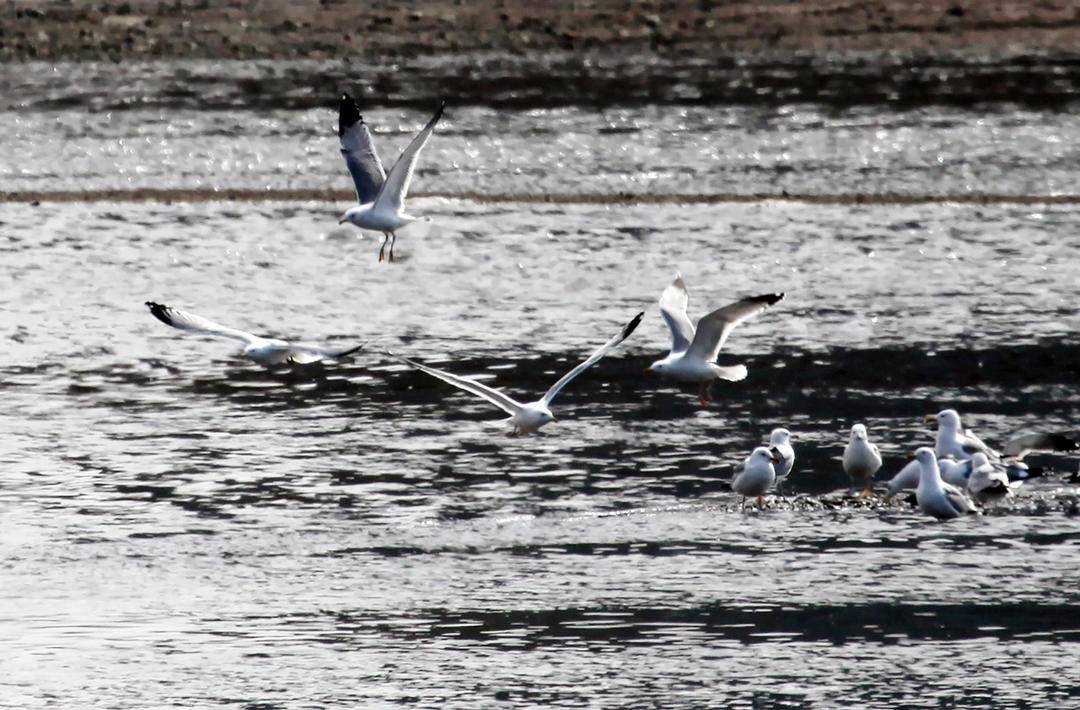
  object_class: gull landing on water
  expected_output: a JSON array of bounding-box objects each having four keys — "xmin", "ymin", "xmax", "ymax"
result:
[
  {"xmin": 145, "ymin": 302, "xmax": 365, "ymax": 365},
  {"xmin": 336, "ymin": 93, "xmax": 444, "ymax": 263},
  {"xmin": 645, "ymin": 273, "xmax": 784, "ymax": 405},
  {"xmin": 391, "ymin": 312, "xmax": 644, "ymax": 436}
]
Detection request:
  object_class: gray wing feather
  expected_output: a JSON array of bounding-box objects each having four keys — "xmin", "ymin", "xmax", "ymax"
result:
[
  {"xmin": 1002, "ymin": 432, "xmax": 1079, "ymax": 459},
  {"xmin": 542, "ymin": 312, "xmax": 644, "ymax": 406},
  {"xmin": 145, "ymin": 302, "xmax": 257, "ymax": 344},
  {"xmin": 685, "ymin": 293, "xmax": 785, "ymax": 362},
  {"xmin": 391, "ymin": 353, "xmax": 523, "ymax": 416},
  {"xmin": 338, "ymin": 93, "xmax": 386, "ymax": 204},
  {"xmin": 372, "ymin": 102, "xmax": 444, "ymax": 215},
  {"xmin": 658, "ymin": 273, "xmax": 695, "ymax": 354}
]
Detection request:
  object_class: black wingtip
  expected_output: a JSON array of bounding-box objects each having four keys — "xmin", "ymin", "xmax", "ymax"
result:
[
  {"xmin": 1051, "ymin": 434, "xmax": 1080, "ymax": 452},
  {"xmin": 339, "ymin": 92, "xmax": 362, "ymax": 136},
  {"xmin": 756, "ymin": 292, "xmax": 785, "ymax": 307},
  {"xmin": 431, "ymin": 100, "xmax": 446, "ymax": 125},
  {"xmin": 145, "ymin": 301, "xmax": 173, "ymax": 326},
  {"xmin": 335, "ymin": 343, "xmax": 366, "ymax": 359},
  {"xmin": 622, "ymin": 311, "xmax": 645, "ymax": 340}
]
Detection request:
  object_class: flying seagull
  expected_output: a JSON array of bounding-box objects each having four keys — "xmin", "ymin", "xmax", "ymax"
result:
[
  {"xmin": 646, "ymin": 273, "xmax": 784, "ymax": 404},
  {"xmin": 336, "ymin": 92, "xmax": 444, "ymax": 263},
  {"xmin": 145, "ymin": 302, "xmax": 364, "ymax": 365},
  {"xmin": 391, "ymin": 312, "xmax": 644, "ymax": 436}
]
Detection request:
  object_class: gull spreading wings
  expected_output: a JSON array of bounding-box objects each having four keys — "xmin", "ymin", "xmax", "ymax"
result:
[
  {"xmin": 337, "ymin": 93, "xmax": 445, "ymax": 262},
  {"xmin": 146, "ymin": 302, "xmax": 364, "ymax": 365},
  {"xmin": 648, "ymin": 273, "xmax": 785, "ymax": 404},
  {"xmin": 391, "ymin": 312, "xmax": 644, "ymax": 436}
]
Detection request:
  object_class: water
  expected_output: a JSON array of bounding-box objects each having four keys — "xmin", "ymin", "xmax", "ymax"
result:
[{"xmin": 2, "ymin": 61, "xmax": 1080, "ymax": 708}]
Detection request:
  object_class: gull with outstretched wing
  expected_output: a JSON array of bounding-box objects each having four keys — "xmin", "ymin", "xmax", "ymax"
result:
[
  {"xmin": 145, "ymin": 302, "xmax": 364, "ymax": 365},
  {"xmin": 336, "ymin": 93, "xmax": 444, "ymax": 263},
  {"xmin": 391, "ymin": 312, "xmax": 644, "ymax": 436},
  {"xmin": 646, "ymin": 273, "xmax": 784, "ymax": 404}
]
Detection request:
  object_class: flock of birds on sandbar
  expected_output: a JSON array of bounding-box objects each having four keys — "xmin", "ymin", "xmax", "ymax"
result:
[{"xmin": 143, "ymin": 94, "xmax": 1077, "ymax": 522}]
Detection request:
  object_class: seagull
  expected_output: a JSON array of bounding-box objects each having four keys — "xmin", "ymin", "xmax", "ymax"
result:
[
  {"xmin": 913, "ymin": 447, "xmax": 977, "ymax": 520},
  {"xmin": 885, "ymin": 458, "xmax": 920, "ymax": 498},
  {"xmin": 966, "ymin": 452, "xmax": 1013, "ymax": 504},
  {"xmin": 336, "ymin": 93, "xmax": 444, "ymax": 263},
  {"xmin": 928, "ymin": 409, "xmax": 1076, "ymax": 478},
  {"xmin": 926, "ymin": 409, "xmax": 999, "ymax": 460},
  {"xmin": 645, "ymin": 273, "xmax": 784, "ymax": 405},
  {"xmin": 768, "ymin": 427, "xmax": 795, "ymax": 495},
  {"xmin": 145, "ymin": 302, "xmax": 365, "ymax": 365},
  {"xmin": 842, "ymin": 424, "xmax": 882, "ymax": 495},
  {"xmin": 1002, "ymin": 431, "xmax": 1079, "ymax": 460},
  {"xmin": 391, "ymin": 312, "xmax": 644, "ymax": 436},
  {"xmin": 887, "ymin": 455, "xmax": 972, "ymax": 496},
  {"xmin": 732, "ymin": 446, "xmax": 783, "ymax": 507}
]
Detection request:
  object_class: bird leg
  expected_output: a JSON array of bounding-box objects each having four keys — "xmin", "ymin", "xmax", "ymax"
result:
[
  {"xmin": 378, "ymin": 233, "xmax": 390, "ymax": 262},
  {"xmin": 388, "ymin": 232, "xmax": 397, "ymax": 263},
  {"xmin": 756, "ymin": 495, "xmax": 765, "ymax": 508},
  {"xmin": 698, "ymin": 381, "xmax": 713, "ymax": 407},
  {"xmin": 860, "ymin": 484, "xmax": 875, "ymax": 498}
]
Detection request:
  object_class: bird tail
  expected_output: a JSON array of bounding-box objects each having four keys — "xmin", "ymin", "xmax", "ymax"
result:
[{"xmin": 712, "ymin": 364, "xmax": 748, "ymax": 382}]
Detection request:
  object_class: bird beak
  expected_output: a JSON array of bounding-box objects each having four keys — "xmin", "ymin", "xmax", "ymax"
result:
[
  {"xmin": 338, "ymin": 219, "xmax": 346, "ymax": 225},
  {"xmin": 924, "ymin": 414, "xmax": 937, "ymax": 423},
  {"xmin": 906, "ymin": 453, "xmax": 916, "ymax": 461},
  {"xmin": 551, "ymin": 416, "xmax": 558, "ymax": 423},
  {"xmin": 644, "ymin": 368, "xmax": 653, "ymax": 374}
]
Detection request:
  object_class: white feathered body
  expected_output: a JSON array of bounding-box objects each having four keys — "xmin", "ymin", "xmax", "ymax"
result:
[
  {"xmin": 733, "ymin": 448, "xmax": 776, "ymax": 498},
  {"xmin": 342, "ymin": 203, "xmax": 418, "ymax": 233}
]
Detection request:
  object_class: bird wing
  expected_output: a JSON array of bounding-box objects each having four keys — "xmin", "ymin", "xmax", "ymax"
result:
[
  {"xmin": 685, "ymin": 293, "xmax": 785, "ymax": 362},
  {"xmin": 391, "ymin": 353, "xmax": 523, "ymax": 416},
  {"xmin": 1002, "ymin": 431, "xmax": 1079, "ymax": 460},
  {"xmin": 371, "ymin": 102, "xmax": 444, "ymax": 215},
  {"xmin": 338, "ymin": 93, "xmax": 386, "ymax": 204},
  {"xmin": 285, "ymin": 341, "xmax": 367, "ymax": 364},
  {"xmin": 658, "ymin": 273, "xmax": 695, "ymax": 354},
  {"xmin": 941, "ymin": 482, "xmax": 977, "ymax": 514},
  {"xmin": 960, "ymin": 429, "xmax": 999, "ymax": 458},
  {"xmin": 145, "ymin": 302, "xmax": 258, "ymax": 344},
  {"xmin": 541, "ymin": 312, "xmax": 644, "ymax": 406}
]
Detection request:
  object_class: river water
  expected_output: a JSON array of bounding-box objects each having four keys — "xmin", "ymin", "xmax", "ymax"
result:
[{"xmin": 1, "ymin": 60, "xmax": 1079, "ymax": 708}]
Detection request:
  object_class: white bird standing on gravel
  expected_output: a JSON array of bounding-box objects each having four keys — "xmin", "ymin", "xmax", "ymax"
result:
[
  {"xmin": 732, "ymin": 446, "xmax": 783, "ymax": 507},
  {"xmin": 966, "ymin": 452, "xmax": 1013, "ymax": 504},
  {"xmin": 391, "ymin": 312, "xmax": 643, "ymax": 436},
  {"xmin": 769, "ymin": 427, "xmax": 795, "ymax": 495},
  {"xmin": 145, "ymin": 302, "xmax": 365, "ymax": 365},
  {"xmin": 842, "ymin": 424, "xmax": 882, "ymax": 495},
  {"xmin": 336, "ymin": 93, "xmax": 444, "ymax": 263},
  {"xmin": 913, "ymin": 447, "xmax": 977, "ymax": 520},
  {"xmin": 645, "ymin": 273, "xmax": 784, "ymax": 405}
]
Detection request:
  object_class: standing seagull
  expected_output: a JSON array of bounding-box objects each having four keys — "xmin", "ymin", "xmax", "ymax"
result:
[
  {"xmin": 769, "ymin": 428, "xmax": 796, "ymax": 496},
  {"xmin": 926, "ymin": 409, "xmax": 999, "ymax": 460},
  {"xmin": 391, "ymin": 312, "xmax": 643, "ymax": 436},
  {"xmin": 913, "ymin": 447, "xmax": 977, "ymax": 520},
  {"xmin": 966, "ymin": 452, "xmax": 1013, "ymax": 504},
  {"xmin": 732, "ymin": 446, "xmax": 783, "ymax": 507},
  {"xmin": 645, "ymin": 273, "xmax": 784, "ymax": 405},
  {"xmin": 336, "ymin": 93, "xmax": 444, "ymax": 262},
  {"xmin": 842, "ymin": 424, "xmax": 882, "ymax": 496},
  {"xmin": 145, "ymin": 302, "xmax": 365, "ymax": 365}
]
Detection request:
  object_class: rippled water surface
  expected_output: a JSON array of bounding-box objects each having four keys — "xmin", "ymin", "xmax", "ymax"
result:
[{"xmin": 2, "ymin": 61, "xmax": 1080, "ymax": 709}]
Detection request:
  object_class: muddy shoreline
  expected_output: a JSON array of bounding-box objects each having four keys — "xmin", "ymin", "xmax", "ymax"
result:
[{"xmin": 5, "ymin": 2, "xmax": 1080, "ymax": 110}]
